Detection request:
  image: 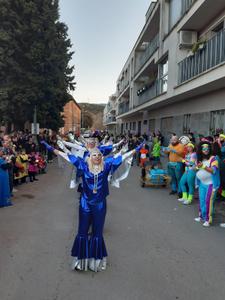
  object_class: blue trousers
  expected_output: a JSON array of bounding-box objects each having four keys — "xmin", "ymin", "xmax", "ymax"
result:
[
  {"xmin": 71, "ymin": 199, "xmax": 107, "ymax": 259},
  {"xmin": 180, "ymin": 170, "xmax": 196, "ymax": 196},
  {"xmin": 198, "ymin": 183, "xmax": 217, "ymax": 223},
  {"xmin": 168, "ymin": 162, "xmax": 183, "ymax": 193}
]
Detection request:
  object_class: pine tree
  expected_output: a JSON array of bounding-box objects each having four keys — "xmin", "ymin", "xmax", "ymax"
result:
[{"xmin": 0, "ymin": 0, "xmax": 75, "ymax": 131}]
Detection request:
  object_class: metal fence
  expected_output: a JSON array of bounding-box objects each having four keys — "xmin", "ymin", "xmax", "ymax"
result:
[
  {"xmin": 118, "ymin": 102, "xmax": 130, "ymax": 116},
  {"xmin": 106, "ymin": 116, "xmax": 116, "ymax": 124},
  {"xmin": 181, "ymin": 0, "xmax": 196, "ymax": 15},
  {"xmin": 178, "ymin": 29, "xmax": 225, "ymax": 84},
  {"xmin": 134, "ymin": 80, "xmax": 160, "ymax": 108}
]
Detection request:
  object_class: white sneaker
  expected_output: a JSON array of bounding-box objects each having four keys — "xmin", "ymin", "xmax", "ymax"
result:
[
  {"xmin": 203, "ymin": 221, "xmax": 210, "ymax": 227},
  {"xmin": 178, "ymin": 198, "xmax": 185, "ymax": 202},
  {"xmin": 183, "ymin": 200, "xmax": 191, "ymax": 205},
  {"xmin": 194, "ymin": 217, "xmax": 201, "ymax": 222},
  {"xmin": 220, "ymin": 223, "xmax": 225, "ymax": 228}
]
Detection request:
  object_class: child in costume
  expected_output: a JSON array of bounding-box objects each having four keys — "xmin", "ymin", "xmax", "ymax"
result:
[
  {"xmin": 151, "ymin": 138, "xmax": 161, "ymax": 166},
  {"xmin": 139, "ymin": 144, "xmax": 149, "ymax": 167},
  {"xmin": 28, "ymin": 152, "xmax": 38, "ymax": 182}
]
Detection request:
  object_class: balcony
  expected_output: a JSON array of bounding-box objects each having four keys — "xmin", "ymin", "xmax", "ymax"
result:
[
  {"xmin": 181, "ymin": 0, "xmax": 196, "ymax": 16},
  {"xmin": 134, "ymin": 80, "xmax": 160, "ymax": 108},
  {"xmin": 105, "ymin": 116, "xmax": 116, "ymax": 125},
  {"xmin": 180, "ymin": 0, "xmax": 225, "ymax": 32},
  {"xmin": 178, "ymin": 29, "xmax": 225, "ymax": 84},
  {"xmin": 135, "ymin": 34, "xmax": 159, "ymax": 75},
  {"xmin": 118, "ymin": 102, "xmax": 130, "ymax": 116},
  {"xmin": 118, "ymin": 80, "xmax": 129, "ymax": 97}
]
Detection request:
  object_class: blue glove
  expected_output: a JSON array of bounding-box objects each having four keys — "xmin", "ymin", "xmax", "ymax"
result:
[
  {"xmin": 170, "ymin": 149, "xmax": 177, "ymax": 154},
  {"xmin": 40, "ymin": 141, "xmax": 54, "ymax": 152},
  {"xmin": 135, "ymin": 143, "xmax": 144, "ymax": 152},
  {"xmin": 161, "ymin": 146, "xmax": 169, "ymax": 151}
]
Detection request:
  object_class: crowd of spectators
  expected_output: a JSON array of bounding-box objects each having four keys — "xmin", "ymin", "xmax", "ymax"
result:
[
  {"xmin": 0, "ymin": 130, "xmax": 56, "ymax": 208},
  {"xmin": 1, "ymin": 128, "xmax": 225, "ymax": 228}
]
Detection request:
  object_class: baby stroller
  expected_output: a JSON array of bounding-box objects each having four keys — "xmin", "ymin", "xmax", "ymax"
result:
[{"xmin": 140, "ymin": 162, "xmax": 170, "ymax": 188}]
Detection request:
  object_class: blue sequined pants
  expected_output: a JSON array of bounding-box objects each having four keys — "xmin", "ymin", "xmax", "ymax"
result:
[{"xmin": 71, "ymin": 199, "xmax": 107, "ymax": 260}]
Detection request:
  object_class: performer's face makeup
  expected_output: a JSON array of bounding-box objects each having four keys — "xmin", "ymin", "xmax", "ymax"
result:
[
  {"xmin": 187, "ymin": 146, "xmax": 193, "ymax": 153},
  {"xmin": 87, "ymin": 142, "xmax": 95, "ymax": 149},
  {"xmin": 91, "ymin": 153, "xmax": 102, "ymax": 165},
  {"xmin": 202, "ymin": 144, "xmax": 209, "ymax": 155}
]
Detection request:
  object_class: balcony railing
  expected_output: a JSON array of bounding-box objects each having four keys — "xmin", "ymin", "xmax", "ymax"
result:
[
  {"xmin": 135, "ymin": 34, "xmax": 159, "ymax": 74},
  {"xmin": 181, "ymin": 0, "xmax": 196, "ymax": 15},
  {"xmin": 105, "ymin": 116, "xmax": 116, "ymax": 124},
  {"xmin": 118, "ymin": 80, "xmax": 129, "ymax": 96},
  {"xmin": 118, "ymin": 102, "xmax": 130, "ymax": 116},
  {"xmin": 134, "ymin": 80, "xmax": 160, "ymax": 108},
  {"xmin": 178, "ymin": 29, "xmax": 225, "ymax": 84}
]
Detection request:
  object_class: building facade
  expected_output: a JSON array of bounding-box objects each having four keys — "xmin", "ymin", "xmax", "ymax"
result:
[
  {"xmin": 103, "ymin": 94, "xmax": 117, "ymax": 135},
  {"xmin": 60, "ymin": 99, "xmax": 81, "ymax": 135},
  {"xmin": 114, "ymin": 0, "xmax": 225, "ymax": 143}
]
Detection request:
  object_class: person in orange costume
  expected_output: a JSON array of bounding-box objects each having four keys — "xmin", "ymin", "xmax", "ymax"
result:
[
  {"xmin": 164, "ymin": 136, "xmax": 185, "ymax": 196},
  {"xmin": 139, "ymin": 144, "xmax": 149, "ymax": 167}
]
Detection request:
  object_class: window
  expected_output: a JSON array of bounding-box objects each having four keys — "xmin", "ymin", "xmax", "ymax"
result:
[
  {"xmin": 143, "ymin": 120, "xmax": 148, "ymax": 125},
  {"xmin": 121, "ymin": 123, "xmax": 124, "ymax": 134},
  {"xmin": 183, "ymin": 114, "xmax": 191, "ymax": 133},
  {"xmin": 138, "ymin": 121, "xmax": 142, "ymax": 134},
  {"xmin": 159, "ymin": 58, "xmax": 168, "ymax": 93},
  {"xmin": 169, "ymin": 0, "xmax": 182, "ymax": 29},
  {"xmin": 210, "ymin": 110, "xmax": 225, "ymax": 134},
  {"xmin": 129, "ymin": 122, "xmax": 132, "ymax": 130},
  {"xmin": 149, "ymin": 119, "xmax": 155, "ymax": 133},
  {"xmin": 133, "ymin": 122, "xmax": 136, "ymax": 131}
]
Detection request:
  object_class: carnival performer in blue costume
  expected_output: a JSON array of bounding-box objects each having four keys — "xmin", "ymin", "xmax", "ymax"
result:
[
  {"xmin": 61, "ymin": 133, "xmax": 124, "ymax": 159},
  {"xmin": 41, "ymin": 140, "xmax": 142, "ymax": 272},
  {"xmin": 195, "ymin": 142, "xmax": 220, "ymax": 227},
  {"xmin": 0, "ymin": 148, "xmax": 12, "ymax": 208},
  {"xmin": 59, "ymin": 134, "xmax": 125, "ymax": 190}
]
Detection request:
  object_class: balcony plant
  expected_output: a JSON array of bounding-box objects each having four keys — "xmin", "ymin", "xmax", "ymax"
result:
[{"xmin": 191, "ymin": 39, "xmax": 206, "ymax": 54}]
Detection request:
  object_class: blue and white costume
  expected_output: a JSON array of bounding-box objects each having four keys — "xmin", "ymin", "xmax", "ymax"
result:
[{"xmin": 56, "ymin": 147, "xmax": 135, "ymax": 272}]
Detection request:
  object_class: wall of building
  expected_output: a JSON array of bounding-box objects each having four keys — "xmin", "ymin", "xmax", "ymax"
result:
[{"xmin": 61, "ymin": 100, "xmax": 81, "ymax": 135}]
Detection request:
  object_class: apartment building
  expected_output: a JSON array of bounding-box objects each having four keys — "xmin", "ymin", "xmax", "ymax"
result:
[
  {"xmin": 103, "ymin": 94, "xmax": 117, "ymax": 134},
  {"xmin": 114, "ymin": 0, "xmax": 225, "ymax": 143}
]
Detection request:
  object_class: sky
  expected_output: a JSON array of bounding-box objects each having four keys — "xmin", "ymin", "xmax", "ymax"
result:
[{"xmin": 59, "ymin": 0, "xmax": 151, "ymax": 104}]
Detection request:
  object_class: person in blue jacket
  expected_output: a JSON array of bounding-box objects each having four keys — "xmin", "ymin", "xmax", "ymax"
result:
[{"xmin": 0, "ymin": 148, "xmax": 12, "ymax": 208}]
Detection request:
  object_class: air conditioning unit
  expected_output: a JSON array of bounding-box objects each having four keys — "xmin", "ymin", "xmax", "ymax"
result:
[{"xmin": 179, "ymin": 31, "xmax": 197, "ymax": 49}]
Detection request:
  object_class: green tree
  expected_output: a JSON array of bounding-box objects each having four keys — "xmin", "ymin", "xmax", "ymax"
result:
[{"xmin": 0, "ymin": 0, "xmax": 75, "ymax": 131}]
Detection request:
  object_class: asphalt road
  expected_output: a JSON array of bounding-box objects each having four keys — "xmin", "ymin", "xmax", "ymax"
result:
[{"xmin": 1, "ymin": 161, "xmax": 225, "ymax": 300}]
